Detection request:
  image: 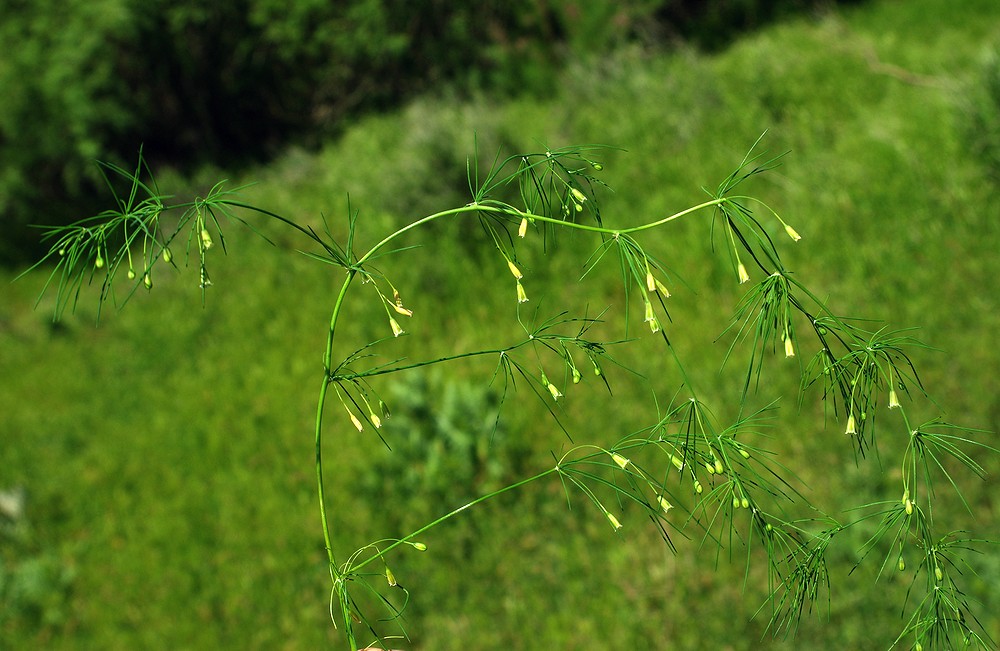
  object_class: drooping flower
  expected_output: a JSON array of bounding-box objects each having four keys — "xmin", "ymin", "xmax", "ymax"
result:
[
  {"xmin": 737, "ymin": 263, "xmax": 750, "ymax": 284},
  {"xmin": 516, "ymin": 280, "xmax": 529, "ymax": 304}
]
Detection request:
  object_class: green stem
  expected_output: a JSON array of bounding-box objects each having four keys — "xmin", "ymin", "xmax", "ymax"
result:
[{"xmin": 349, "ymin": 466, "xmax": 558, "ymax": 575}]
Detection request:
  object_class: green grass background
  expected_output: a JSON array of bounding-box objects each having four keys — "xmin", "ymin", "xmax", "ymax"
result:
[{"xmin": 3, "ymin": 0, "xmax": 999, "ymax": 648}]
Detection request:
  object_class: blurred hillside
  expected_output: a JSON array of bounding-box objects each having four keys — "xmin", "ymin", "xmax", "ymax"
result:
[{"xmin": 0, "ymin": 0, "xmax": 862, "ymax": 265}]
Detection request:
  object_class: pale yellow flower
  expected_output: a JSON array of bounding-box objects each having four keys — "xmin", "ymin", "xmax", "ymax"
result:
[
  {"xmin": 516, "ymin": 280, "xmax": 529, "ymax": 304},
  {"xmin": 738, "ymin": 262, "xmax": 750, "ymax": 284}
]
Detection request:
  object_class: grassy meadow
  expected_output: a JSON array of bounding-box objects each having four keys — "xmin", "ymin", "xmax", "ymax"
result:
[{"xmin": 3, "ymin": 0, "xmax": 1000, "ymax": 648}]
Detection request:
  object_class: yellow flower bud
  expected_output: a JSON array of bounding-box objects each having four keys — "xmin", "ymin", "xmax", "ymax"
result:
[
  {"xmin": 741, "ymin": 497, "xmax": 750, "ymax": 509},
  {"xmin": 392, "ymin": 302, "xmax": 413, "ymax": 317},
  {"xmin": 739, "ymin": 448, "xmax": 750, "ymax": 459},
  {"xmin": 200, "ymin": 228, "xmax": 213, "ymax": 249},
  {"xmin": 784, "ymin": 223, "xmax": 802, "ymax": 241},
  {"xmin": 670, "ymin": 455, "xmax": 684, "ymax": 471},
  {"xmin": 389, "ymin": 317, "xmax": 405, "ymax": 337},
  {"xmin": 94, "ymin": 254, "xmax": 105, "ymax": 269},
  {"xmin": 732, "ymin": 496, "xmax": 741, "ymax": 509},
  {"xmin": 646, "ymin": 270, "xmax": 656, "ymax": 292},
  {"xmin": 547, "ymin": 382, "xmax": 562, "ymax": 401},
  {"xmin": 845, "ymin": 414, "xmax": 857, "ymax": 436},
  {"xmin": 127, "ymin": 268, "xmax": 136, "ymax": 280},
  {"xmin": 385, "ymin": 566, "xmax": 397, "ymax": 587},
  {"xmin": 784, "ymin": 335, "xmax": 795, "ymax": 358},
  {"xmin": 714, "ymin": 458, "xmax": 724, "ymax": 474},
  {"xmin": 606, "ymin": 512, "xmax": 622, "ymax": 531},
  {"xmin": 934, "ymin": 566, "xmax": 943, "ymax": 582},
  {"xmin": 611, "ymin": 453, "xmax": 629, "ymax": 469},
  {"xmin": 349, "ymin": 411, "xmax": 363, "ymax": 432},
  {"xmin": 507, "ymin": 260, "xmax": 523, "ymax": 279},
  {"xmin": 570, "ymin": 187, "xmax": 587, "ymax": 204},
  {"xmin": 162, "ymin": 247, "xmax": 173, "ymax": 263},
  {"xmin": 888, "ymin": 388, "xmax": 900, "ymax": 409},
  {"xmin": 657, "ymin": 496, "xmax": 673, "ymax": 513},
  {"xmin": 654, "ymin": 278, "xmax": 671, "ymax": 297},
  {"xmin": 905, "ymin": 499, "xmax": 913, "ymax": 515},
  {"xmin": 412, "ymin": 542, "xmax": 427, "ymax": 551},
  {"xmin": 571, "ymin": 366, "xmax": 582, "ymax": 384},
  {"xmin": 370, "ymin": 413, "xmax": 382, "ymax": 429},
  {"xmin": 143, "ymin": 272, "xmax": 153, "ymax": 289},
  {"xmin": 897, "ymin": 557, "xmax": 905, "ymax": 572},
  {"xmin": 518, "ymin": 217, "xmax": 528, "ymax": 238},
  {"xmin": 705, "ymin": 461, "xmax": 716, "ymax": 474},
  {"xmin": 694, "ymin": 481, "xmax": 703, "ymax": 494}
]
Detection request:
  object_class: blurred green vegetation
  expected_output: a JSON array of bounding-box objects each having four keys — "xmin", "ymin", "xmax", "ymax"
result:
[
  {"xmin": 2, "ymin": 0, "xmax": 1000, "ymax": 649},
  {"xmin": 0, "ymin": 0, "xmax": 862, "ymax": 266}
]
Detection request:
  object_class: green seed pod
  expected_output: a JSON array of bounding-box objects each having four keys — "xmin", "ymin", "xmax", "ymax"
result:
[
  {"xmin": 591, "ymin": 161, "xmax": 603, "ymax": 171},
  {"xmin": 94, "ymin": 254, "xmax": 105, "ymax": 269},
  {"xmin": 127, "ymin": 268, "xmax": 136, "ymax": 280},
  {"xmin": 818, "ymin": 326, "xmax": 828, "ymax": 335},
  {"xmin": 765, "ymin": 522, "xmax": 773, "ymax": 532}
]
